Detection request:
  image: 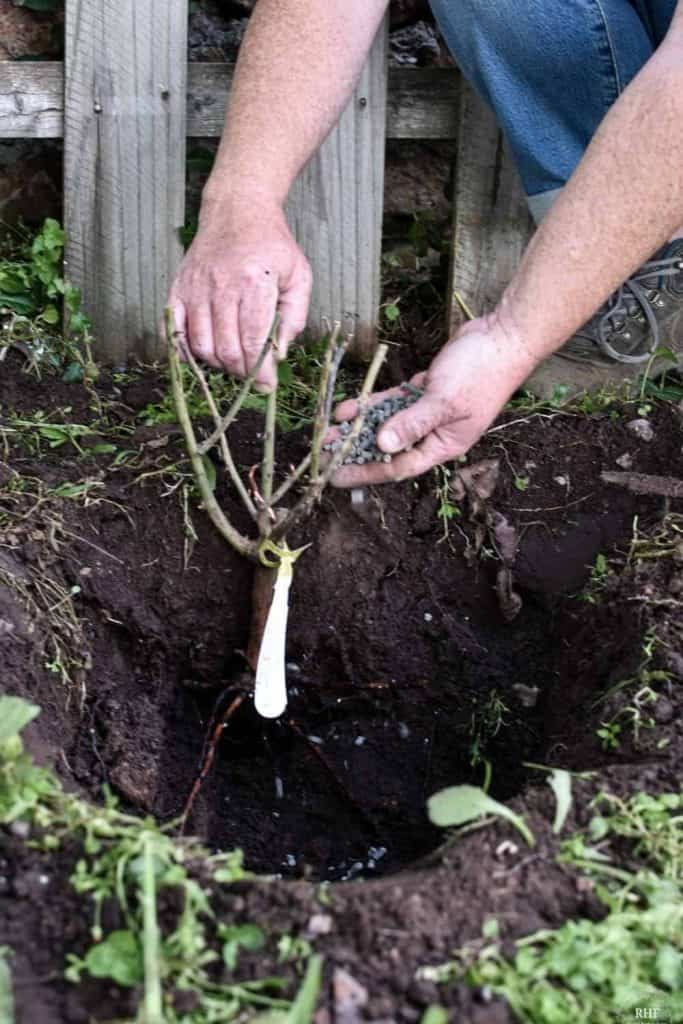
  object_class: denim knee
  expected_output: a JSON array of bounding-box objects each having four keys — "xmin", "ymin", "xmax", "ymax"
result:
[{"xmin": 428, "ymin": 0, "xmax": 654, "ymax": 198}]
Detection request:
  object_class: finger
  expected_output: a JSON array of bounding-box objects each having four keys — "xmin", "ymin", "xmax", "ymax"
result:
[
  {"xmin": 331, "ymin": 447, "xmax": 433, "ymax": 488},
  {"xmin": 331, "ymin": 433, "xmax": 445, "ymax": 489},
  {"xmin": 238, "ymin": 284, "xmax": 279, "ymax": 391},
  {"xmin": 377, "ymin": 391, "xmax": 453, "ymax": 455},
  {"xmin": 212, "ymin": 300, "xmax": 245, "ymax": 378},
  {"xmin": 187, "ymin": 306, "xmax": 220, "ymax": 368},
  {"xmin": 278, "ymin": 259, "xmax": 313, "ymax": 358}
]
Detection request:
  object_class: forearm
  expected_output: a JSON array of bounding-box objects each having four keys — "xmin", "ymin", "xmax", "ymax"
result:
[
  {"xmin": 500, "ymin": 10, "xmax": 683, "ymax": 361},
  {"xmin": 203, "ymin": 0, "xmax": 388, "ymax": 212}
]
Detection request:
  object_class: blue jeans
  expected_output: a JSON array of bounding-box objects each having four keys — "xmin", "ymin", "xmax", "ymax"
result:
[{"xmin": 429, "ymin": 0, "xmax": 677, "ymax": 221}]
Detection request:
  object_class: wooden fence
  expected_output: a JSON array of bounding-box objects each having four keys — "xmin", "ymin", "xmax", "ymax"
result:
[{"xmin": 0, "ymin": 3, "xmax": 532, "ymax": 363}]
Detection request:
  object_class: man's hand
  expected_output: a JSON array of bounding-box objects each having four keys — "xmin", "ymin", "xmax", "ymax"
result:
[
  {"xmin": 167, "ymin": 198, "xmax": 312, "ymax": 391},
  {"xmin": 331, "ymin": 313, "xmax": 538, "ymax": 487}
]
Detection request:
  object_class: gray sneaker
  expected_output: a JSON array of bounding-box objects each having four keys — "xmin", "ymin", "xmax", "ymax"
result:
[{"xmin": 524, "ymin": 239, "xmax": 683, "ymax": 400}]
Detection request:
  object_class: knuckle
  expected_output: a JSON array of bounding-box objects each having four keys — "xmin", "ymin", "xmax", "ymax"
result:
[{"xmin": 240, "ymin": 263, "xmax": 268, "ymax": 288}]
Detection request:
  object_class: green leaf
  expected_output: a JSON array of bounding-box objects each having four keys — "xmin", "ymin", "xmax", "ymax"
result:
[
  {"xmin": 35, "ymin": 218, "xmax": 64, "ymax": 250},
  {"xmin": 38, "ymin": 304, "xmax": 59, "ymax": 325},
  {"xmin": 384, "ymin": 302, "xmax": 400, "ymax": 322},
  {"xmin": 428, "ymin": 785, "xmax": 534, "ymax": 846},
  {"xmin": 0, "ymin": 293, "xmax": 36, "ymax": 316},
  {"xmin": 549, "ymin": 770, "xmax": 573, "ymax": 835},
  {"xmin": 221, "ymin": 923, "xmax": 265, "ymax": 970},
  {"xmin": 0, "ymin": 948, "xmax": 14, "ymax": 1024},
  {"xmin": 285, "ymin": 955, "xmax": 323, "ymax": 1024},
  {"xmin": 83, "ymin": 931, "xmax": 143, "ymax": 988},
  {"xmin": 420, "ymin": 1008, "xmax": 448, "ymax": 1024},
  {"xmin": 656, "ymin": 945, "xmax": 683, "ymax": 989},
  {"xmin": 51, "ymin": 482, "xmax": 89, "ymax": 499},
  {"xmin": 278, "ymin": 361, "xmax": 294, "ymax": 387},
  {"xmin": 201, "ymin": 454, "xmax": 217, "ymax": 493},
  {"xmin": 62, "ymin": 362, "xmax": 84, "ymax": 384},
  {"xmin": 0, "ymin": 698, "xmax": 40, "ymax": 743}
]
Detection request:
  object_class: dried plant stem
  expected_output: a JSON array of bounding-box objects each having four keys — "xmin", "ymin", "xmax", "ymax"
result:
[
  {"xmin": 197, "ymin": 336, "xmax": 275, "ymax": 455},
  {"xmin": 271, "ymin": 327, "xmax": 350, "ymax": 504},
  {"xmin": 270, "ymin": 452, "xmax": 312, "ymax": 506},
  {"xmin": 166, "ymin": 309, "xmax": 257, "ymax": 560},
  {"xmin": 273, "ymin": 343, "xmax": 389, "ymax": 540},
  {"xmin": 181, "ymin": 341, "xmax": 258, "ymax": 521},
  {"xmin": 262, "ymin": 385, "xmax": 277, "ymax": 513},
  {"xmin": 310, "ymin": 321, "xmax": 341, "ymax": 482}
]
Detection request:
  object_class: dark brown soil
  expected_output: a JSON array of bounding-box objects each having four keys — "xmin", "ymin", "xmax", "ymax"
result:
[{"xmin": 1, "ymin": 351, "xmax": 682, "ymax": 1023}]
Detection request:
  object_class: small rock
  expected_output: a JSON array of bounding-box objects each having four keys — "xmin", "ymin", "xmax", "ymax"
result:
[
  {"xmin": 333, "ymin": 969, "xmax": 368, "ymax": 1024},
  {"xmin": 653, "ymin": 698, "xmax": 674, "ymax": 724},
  {"xmin": 615, "ymin": 452, "xmax": 633, "ymax": 469},
  {"xmin": 9, "ymin": 820, "xmax": 30, "ymax": 839},
  {"xmin": 512, "ymin": 683, "xmax": 539, "ymax": 708},
  {"xmin": 306, "ymin": 913, "xmax": 333, "ymax": 937},
  {"xmin": 495, "ymin": 840, "xmax": 518, "ymax": 859},
  {"xmin": 626, "ymin": 418, "xmax": 654, "ymax": 442}
]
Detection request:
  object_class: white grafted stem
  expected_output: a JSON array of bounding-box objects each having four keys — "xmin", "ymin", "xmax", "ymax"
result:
[{"xmin": 254, "ymin": 568, "xmax": 293, "ymax": 719}]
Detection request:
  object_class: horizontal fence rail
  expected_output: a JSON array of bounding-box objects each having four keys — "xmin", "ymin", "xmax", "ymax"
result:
[{"xmin": 0, "ymin": 62, "xmax": 460, "ymax": 142}]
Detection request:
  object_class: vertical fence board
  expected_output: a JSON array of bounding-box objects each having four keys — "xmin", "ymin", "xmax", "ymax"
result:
[
  {"xmin": 64, "ymin": 0, "xmax": 188, "ymax": 363},
  {"xmin": 448, "ymin": 83, "xmax": 533, "ymax": 331},
  {"xmin": 285, "ymin": 17, "xmax": 388, "ymax": 358}
]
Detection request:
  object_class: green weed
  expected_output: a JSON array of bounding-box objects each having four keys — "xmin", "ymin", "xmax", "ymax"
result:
[
  {"xmin": 143, "ymin": 335, "xmax": 349, "ymax": 433},
  {"xmin": 434, "ymin": 465, "xmax": 462, "ymax": 543},
  {"xmin": 0, "ymin": 220, "xmax": 96, "ymax": 380},
  {"xmin": 468, "ymin": 690, "xmax": 510, "ymax": 767},
  {"xmin": 0, "ymin": 697, "xmax": 322, "ymax": 1024},
  {"xmin": 420, "ymin": 790, "xmax": 683, "ymax": 1023},
  {"xmin": 580, "ymin": 552, "xmax": 613, "ymax": 605},
  {"xmin": 593, "ymin": 631, "xmax": 672, "ymax": 752}
]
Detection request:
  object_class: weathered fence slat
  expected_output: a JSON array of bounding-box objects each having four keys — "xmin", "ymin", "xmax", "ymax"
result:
[
  {"xmin": 0, "ymin": 62, "xmax": 63, "ymax": 139},
  {"xmin": 285, "ymin": 17, "xmax": 389, "ymax": 358},
  {"xmin": 448, "ymin": 83, "xmax": 533, "ymax": 331},
  {"xmin": 0, "ymin": 62, "xmax": 459, "ymax": 142},
  {"xmin": 64, "ymin": 0, "xmax": 188, "ymax": 362}
]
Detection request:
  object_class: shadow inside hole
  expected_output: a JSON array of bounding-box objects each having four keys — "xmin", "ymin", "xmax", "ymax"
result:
[{"xmin": 151, "ymin": 597, "xmax": 587, "ymax": 882}]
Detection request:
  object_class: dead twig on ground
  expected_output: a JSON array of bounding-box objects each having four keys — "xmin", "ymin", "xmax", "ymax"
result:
[{"xmin": 601, "ymin": 471, "xmax": 683, "ymax": 499}]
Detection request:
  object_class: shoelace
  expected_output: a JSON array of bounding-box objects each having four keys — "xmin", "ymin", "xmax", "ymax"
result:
[{"xmin": 598, "ymin": 253, "xmax": 683, "ymax": 364}]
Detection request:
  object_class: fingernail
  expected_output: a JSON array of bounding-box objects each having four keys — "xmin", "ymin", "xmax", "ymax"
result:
[{"xmin": 380, "ymin": 429, "xmax": 400, "ymax": 454}]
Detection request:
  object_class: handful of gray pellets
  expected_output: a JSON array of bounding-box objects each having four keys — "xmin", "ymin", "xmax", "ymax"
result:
[{"xmin": 324, "ymin": 382, "xmax": 423, "ymax": 465}]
